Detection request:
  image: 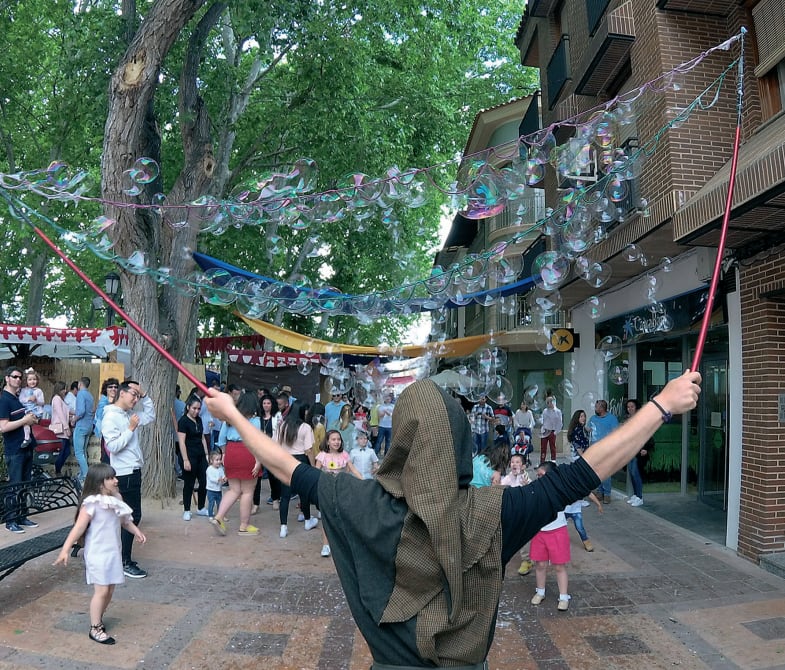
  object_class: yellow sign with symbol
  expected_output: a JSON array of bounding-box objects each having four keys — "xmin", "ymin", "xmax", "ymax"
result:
[{"xmin": 550, "ymin": 328, "xmax": 576, "ymax": 352}]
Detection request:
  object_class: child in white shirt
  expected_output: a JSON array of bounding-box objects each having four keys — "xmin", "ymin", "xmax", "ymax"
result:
[
  {"xmin": 349, "ymin": 431, "xmax": 379, "ymax": 480},
  {"xmin": 205, "ymin": 451, "xmax": 226, "ymax": 518}
]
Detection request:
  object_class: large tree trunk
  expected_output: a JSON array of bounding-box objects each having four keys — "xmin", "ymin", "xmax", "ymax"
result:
[{"xmin": 102, "ymin": 0, "xmax": 213, "ymax": 499}]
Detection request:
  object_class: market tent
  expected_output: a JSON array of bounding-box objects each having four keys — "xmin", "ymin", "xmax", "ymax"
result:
[{"xmin": 0, "ymin": 324, "xmax": 128, "ymax": 360}]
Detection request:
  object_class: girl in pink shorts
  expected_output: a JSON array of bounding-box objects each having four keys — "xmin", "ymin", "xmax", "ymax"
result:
[{"xmin": 530, "ymin": 461, "xmax": 572, "ymax": 611}]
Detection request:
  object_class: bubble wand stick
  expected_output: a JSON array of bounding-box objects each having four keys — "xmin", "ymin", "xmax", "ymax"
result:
[
  {"xmin": 0, "ymin": 191, "xmax": 210, "ymax": 396},
  {"xmin": 690, "ymin": 28, "xmax": 745, "ymax": 372}
]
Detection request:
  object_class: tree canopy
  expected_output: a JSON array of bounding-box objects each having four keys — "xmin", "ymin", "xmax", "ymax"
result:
[{"xmin": 0, "ymin": 0, "xmax": 538, "ymax": 496}]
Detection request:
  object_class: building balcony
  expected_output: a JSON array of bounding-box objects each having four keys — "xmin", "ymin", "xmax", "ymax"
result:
[
  {"xmin": 547, "ymin": 36, "xmax": 571, "ymax": 109},
  {"xmin": 656, "ymin": 0, "xmax": 737, "ymax": 16},
  {"xmin": 673, "ymin": 112, "xmax": 785, "ymax": 258},
  {"xmin": 575, "ymin": 1, "xmax": 635, "ymax": 97},
  {"xmin": 528, "ymin": 0, "xmax": 561, "ymax": 18},
  {"xmin": 487, "ymin": 192, "xmax": 547, "ymax": 243}
]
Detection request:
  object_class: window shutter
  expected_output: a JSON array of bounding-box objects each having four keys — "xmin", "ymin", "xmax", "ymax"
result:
[{"xmin": 752, "ymin": 0, "xmax": 785, "ymax": 77}]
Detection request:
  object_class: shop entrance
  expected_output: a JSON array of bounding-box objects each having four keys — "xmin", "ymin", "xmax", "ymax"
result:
[{"xmin": 698, "ymin": 355, "xmax": 729, "ymax": 510}]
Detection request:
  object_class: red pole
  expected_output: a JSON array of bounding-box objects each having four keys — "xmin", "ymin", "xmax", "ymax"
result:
[
  {"xmin": 28, "ymin": 223, "xmax": 209, "ymax": 395},
  {"xmin": 690, "ymin": 67, "xmax": 744, "ymax": 371}
]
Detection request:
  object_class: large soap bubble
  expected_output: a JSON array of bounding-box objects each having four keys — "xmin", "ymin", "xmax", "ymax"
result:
[{"xmin": 597, "ymin": 335, "xmax": 623, "ymax": 361}]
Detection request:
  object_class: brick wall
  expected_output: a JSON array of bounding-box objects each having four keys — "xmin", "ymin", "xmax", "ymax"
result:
[{"xmin": 739, "ymin": 253, "xmax": 785, "ymax": 561}]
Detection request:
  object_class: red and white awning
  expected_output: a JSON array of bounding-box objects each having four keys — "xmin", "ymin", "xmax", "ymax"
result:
[
  {"xmin": 0, "ymin": 324, "xmax": 127, "ymax": 359},
  {"xmin": 227, "ymin": 349, "xmax": 320, "ymax": 368}
]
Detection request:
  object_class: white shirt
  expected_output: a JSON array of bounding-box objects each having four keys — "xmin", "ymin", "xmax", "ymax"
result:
[
  {"xmin": 102, "ymin": 396, "xmax": 155, "ymax": 476},
  {"xmin": 541, "ymin": 510, "xmax": 567, "ymax": 532},
  {"xmin": 377, "ymin": 403, "xmax": 394, "ymax": 429}
]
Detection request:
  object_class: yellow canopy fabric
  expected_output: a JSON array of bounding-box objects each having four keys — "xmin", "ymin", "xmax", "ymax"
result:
[{"xmin": 237, "ymin": 314, "xmax": 502, "ymax": 358}]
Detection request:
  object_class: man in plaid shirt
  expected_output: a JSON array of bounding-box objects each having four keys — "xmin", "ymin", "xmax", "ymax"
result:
[{"xmin": 470, "ymin": 395, "xmax": 495, "ymax": 455}]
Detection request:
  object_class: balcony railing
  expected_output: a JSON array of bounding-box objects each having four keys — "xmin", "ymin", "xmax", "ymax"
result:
[
  {"xmin": 496, "ymin": 297, "xmax": 566, "ymax": 332},
  {"xmin": 488, "ymin": 192, "xmax": 547, "ymax": 235},
  {"xmin": 547, "ymin": 36, "xmax": 571, "ymax": 110}
]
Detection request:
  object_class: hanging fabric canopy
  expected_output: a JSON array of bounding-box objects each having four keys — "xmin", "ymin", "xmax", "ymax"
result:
[
  {"xmin": 0, "ymin": 324, "xmax": 127, "ymax": 359},
  {"xmin": 236, "ymin": 314, "xmax": 500, "ymax": 358},
  {"xmin": 192, "ymin": 251, "xmax": 535, "ymax": 312}
]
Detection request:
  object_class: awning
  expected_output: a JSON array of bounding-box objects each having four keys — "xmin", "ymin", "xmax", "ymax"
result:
[
  {"xmin": 0, "ymin": 324, "xmax": 127, "ymax": 359},
  {"xmin": 227, "ymin": 349, "xmax": 319, "ymax": 368},
  {"xmin": 237, "ymin": 314, "xmax": 499, "ymax": 358}
]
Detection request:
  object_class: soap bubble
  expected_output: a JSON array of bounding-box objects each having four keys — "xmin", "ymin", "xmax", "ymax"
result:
[
  {"xmin": 624, "ymin": 244, "xmax": 643, "ymax": 262},
  {"xmin": 609, "ymin": 365, "xmax": 629, "ymax": 385},
  {"xmin": 533, "ymin": 251, "xmax": 571, "ymax": 290},
  {"xmin": 485, "ymin": 375, "xmax": 513, "ymax": 405},
  {"xmin": 598, "ymin": 335, "xmax": 623, "ymax": 361},
  {"xmin": 559, "ymin": 378, "xmax": 579, "ymax": 399},
  {"xmin": 587, "ymin": 295, "xmax": 606, "ymax": 320}
]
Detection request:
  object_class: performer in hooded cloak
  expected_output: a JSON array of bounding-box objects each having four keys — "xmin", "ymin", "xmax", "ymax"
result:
[{"xmin": 206, "ymin": 371, "xmax": 700, "ymax": 669}]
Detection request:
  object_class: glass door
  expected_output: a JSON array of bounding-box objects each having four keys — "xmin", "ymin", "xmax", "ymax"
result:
[{"xmin": 698, "ymin": 355, "xmax": 729, "ymax": 510}]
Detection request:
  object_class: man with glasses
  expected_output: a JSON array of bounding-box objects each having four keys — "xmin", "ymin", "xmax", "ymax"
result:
[
  {"xmin": 0, "ymin": 366, "xmax": 40, "ymax": 533},
  {"xmin": 101, "ymin": 380, "xmax": 155, "ymax": 578}
]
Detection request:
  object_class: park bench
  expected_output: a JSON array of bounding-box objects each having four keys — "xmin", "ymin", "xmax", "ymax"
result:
[{"xmin": 0, "ymin": 474, "xmax": 81, "ymax": 581}]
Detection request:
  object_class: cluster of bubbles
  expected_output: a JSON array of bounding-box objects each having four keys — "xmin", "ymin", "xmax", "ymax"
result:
[{"xmin": 0, "ymin": 48, "xmax": 740, "ymax": 322}]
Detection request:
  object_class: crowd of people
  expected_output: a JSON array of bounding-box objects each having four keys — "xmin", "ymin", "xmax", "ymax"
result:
[{"xmin": 0, "ymin": 363, "xmax": 680, "ymax": 658}]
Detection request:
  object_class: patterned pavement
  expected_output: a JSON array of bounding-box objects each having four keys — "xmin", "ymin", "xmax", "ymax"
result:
[{"xmin": 0, "ymin": 487, "xmax": 783, "ymax": 669}]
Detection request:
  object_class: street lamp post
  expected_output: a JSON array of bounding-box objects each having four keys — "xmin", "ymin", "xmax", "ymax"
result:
[{"xmin": 104, "ymin": 272, "xmax": 121, "ymax": 327}]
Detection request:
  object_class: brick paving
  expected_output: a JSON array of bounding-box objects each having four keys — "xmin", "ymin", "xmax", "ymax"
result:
[{"xmin": 0, "ymin": 487, "xmax": 783, "ymax": 669}]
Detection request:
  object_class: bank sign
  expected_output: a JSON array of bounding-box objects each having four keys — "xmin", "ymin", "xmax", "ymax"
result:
[{"xmin": 596, "ymin": 288, "xmax": 717, "ymax": 343}]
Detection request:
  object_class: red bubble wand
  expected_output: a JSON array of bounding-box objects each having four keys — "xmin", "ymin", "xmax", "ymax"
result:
[
  {"xmin": 1, "ymin": 194, "xmax": 209, "ymax": 396},
  {"xmin": 690, "ymin": 30, "xmax": 745, "ymax": 372}
]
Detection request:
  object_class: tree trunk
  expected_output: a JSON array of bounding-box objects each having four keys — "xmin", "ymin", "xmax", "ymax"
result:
[{"xmin": 102, "ymin": 0, "xmax": 211, "ymax": 499}]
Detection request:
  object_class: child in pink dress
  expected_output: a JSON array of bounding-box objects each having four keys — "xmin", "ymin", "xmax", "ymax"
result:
[
  {"xmin": 54, "ymin": 463, "xmax": 146, "ymax": 645},
  {"xmin": 314, "ymin": 429, "xmax": 362, "ymax": 556}
]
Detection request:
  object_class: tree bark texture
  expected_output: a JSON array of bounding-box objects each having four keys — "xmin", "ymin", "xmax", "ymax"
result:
[{"xmin": 102, "ymin": 0, "xmax": 218, "ymax": 499}]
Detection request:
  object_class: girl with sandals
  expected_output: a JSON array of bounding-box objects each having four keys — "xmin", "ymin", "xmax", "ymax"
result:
[{"xmin": 54, "ymin": 463, "xmax": 146, "ymax": 645}]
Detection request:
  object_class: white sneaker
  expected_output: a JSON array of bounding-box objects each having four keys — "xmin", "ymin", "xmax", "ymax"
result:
[
  {"xmin": 279, "ymin": 524, "xmax": 288, "ymax": 538},
  {"xmin": 626, "ymin": 496, "xmax": 639, "ymax": 505},
  {"xmin": 630, "ymin": 497, "xmax": 644, "ymax": 507},
  {"xmin": 321, "ymin": 544, "xmax": 331, "ymax": 557},
  {"xmin": 196, "ymin": 508, "xmax": 209, "ymax": 517},
  {"xmin": 182, "ymin": 511, "xmax": 192, "ymax": 521},
  {"xmin": 304, "ymin": 517, "xmax": 319, "ymax": 531},
  {"xmin": 297, "ymin": 512, "xmax": 305, "ymax": 522}
]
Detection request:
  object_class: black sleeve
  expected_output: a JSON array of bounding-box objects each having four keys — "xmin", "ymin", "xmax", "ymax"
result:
[
  {"xmin": 500, "ymin": 458, "xmax": 601, "ymax": 564},
  {"xmin": 290, "ymin": 462, "xmax": 321, "ymax": 508}
]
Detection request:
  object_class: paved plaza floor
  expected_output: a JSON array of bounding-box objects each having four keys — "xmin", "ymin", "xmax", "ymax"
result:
[{"xmin": 0, "ymin": 484, "xmax": 784, "ymax": 669}]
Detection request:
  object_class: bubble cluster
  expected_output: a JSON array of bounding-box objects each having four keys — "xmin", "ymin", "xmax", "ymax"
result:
[{"xmin": 0, "ymin": 47, "xmax": 742, "ymax": 323}]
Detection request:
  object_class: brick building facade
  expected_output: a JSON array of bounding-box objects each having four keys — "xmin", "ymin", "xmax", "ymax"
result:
[{"xmin": 515, "ymin": 0, "xmax": 785, "ymax": 565}]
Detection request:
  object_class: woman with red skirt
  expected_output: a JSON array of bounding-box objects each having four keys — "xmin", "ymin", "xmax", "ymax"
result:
[{"xmin": 211, "ymin": 392, "xmax": 262, "ymax": 536}]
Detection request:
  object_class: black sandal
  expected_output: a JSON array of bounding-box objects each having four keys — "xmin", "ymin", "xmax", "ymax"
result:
[{"xmin": 89, "ymin": 623, "xmax": 115, "ymax": 645}]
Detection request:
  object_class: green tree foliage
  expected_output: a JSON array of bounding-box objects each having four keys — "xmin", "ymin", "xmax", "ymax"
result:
[{"xmin": 1, "ymin": 0, "xmax": 538, "ymax": 497}]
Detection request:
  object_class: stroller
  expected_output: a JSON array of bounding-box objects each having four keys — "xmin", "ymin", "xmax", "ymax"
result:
[{"xmin": 510, "ymin": 427, "xmax": 533, "ymax": 467}]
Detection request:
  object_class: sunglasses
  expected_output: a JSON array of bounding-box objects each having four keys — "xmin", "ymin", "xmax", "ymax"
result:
[
  {"xmin": 9, "ymin": 374, "xmax": 22, "ymax": 379},
  {"xmin": 107, "ymin": 384, "xmax": 118, "ymax": 389}
]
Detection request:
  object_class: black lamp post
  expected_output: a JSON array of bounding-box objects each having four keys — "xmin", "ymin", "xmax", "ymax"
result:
[{"xmin": 104, "ymin": 272, "xmax": 121, "ymax": 327}]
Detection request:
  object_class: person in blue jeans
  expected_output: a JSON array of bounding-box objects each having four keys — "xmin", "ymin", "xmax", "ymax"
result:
[
  {"xmin": 587, "ymin": 399, "xmax": 619, "ymax": 502},
  {"xmin": 73, "ymin": 376, "xmax": 95, "ymax": 482},
  {"xmin": 0, "ymin": 366, "xmax": 41, "ymax": 533},
  {"xmin": 564, "ymin": 490, "xmax": 603, "ymax": 551},
  {"xmin": 624, "ymin": 399, "xmax": 654, "ymax": 507}
]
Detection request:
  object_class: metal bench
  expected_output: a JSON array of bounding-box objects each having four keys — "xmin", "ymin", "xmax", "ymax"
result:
[{"xmin": 0, "ymin": 474, "xmax": 81, "ymax": 581}]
